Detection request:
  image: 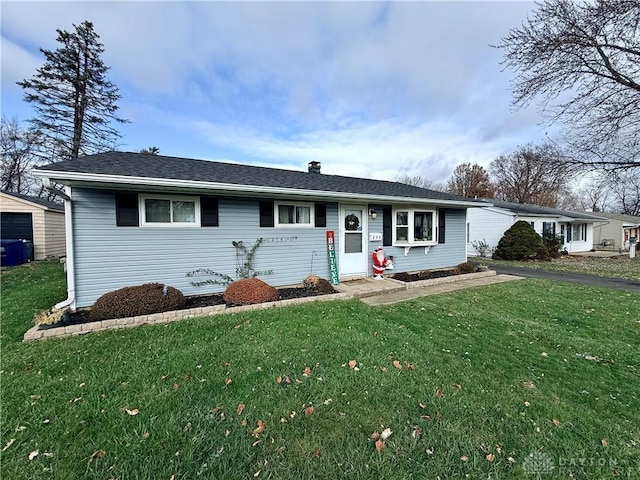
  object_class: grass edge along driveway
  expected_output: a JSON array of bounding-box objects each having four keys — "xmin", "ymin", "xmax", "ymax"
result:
[{"xmin": 1, "ymin": 262, "xmax": 639, "ymax": 479}]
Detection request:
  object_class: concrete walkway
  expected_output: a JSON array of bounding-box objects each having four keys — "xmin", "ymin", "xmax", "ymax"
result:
[{"xmin": 335, "ymin": 272, "xmax": 525, "ymax": 306}]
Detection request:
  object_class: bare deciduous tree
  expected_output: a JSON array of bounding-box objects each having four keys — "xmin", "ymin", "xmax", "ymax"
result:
[
  {"xmin": 395, "ymin": 174, "xmax": 445, "ymax": 192},
  {"xmin": 607, "ymin": 170, "xmax": 640, "ymax": 216},
  {"xmin": 496, "ymin": 0, "xmax": 640, "ymax": 171},
  {"xmin": 490, "ymin": 143, "xmax": 574, "ymax": 207},
  {"xmin": 446, "ymin": 163, "xmax": 495, "ymax": 199},
  {"xmin": 1, "ymin": 117, "xmax": 45, "ymax": 195}
]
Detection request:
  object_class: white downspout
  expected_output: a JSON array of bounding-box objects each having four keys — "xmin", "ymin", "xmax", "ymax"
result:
[{"xmin": 54, "ymin": 185, "xmax": 75, "ymax": 311}]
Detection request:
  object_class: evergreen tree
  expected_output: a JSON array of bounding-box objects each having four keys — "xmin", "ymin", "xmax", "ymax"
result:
[{"xmin": 18, "ymin": 21, "xmax": 128, "ymax": 160}]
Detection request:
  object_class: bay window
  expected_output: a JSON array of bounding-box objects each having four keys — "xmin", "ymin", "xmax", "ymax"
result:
[{"xmin": 393, "ymin": 208, "xmax": 437, "ymax": 245}]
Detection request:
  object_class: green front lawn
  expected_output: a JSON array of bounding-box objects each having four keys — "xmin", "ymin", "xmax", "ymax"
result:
[{"xmin": 1, "ymin": 262, "xmax": 639, "ymax": 479}]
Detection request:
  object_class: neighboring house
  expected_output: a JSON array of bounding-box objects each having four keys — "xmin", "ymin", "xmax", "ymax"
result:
[
  {"xmin": 33, "ymin": 152, "xmax": 480, "ymax": 310},
  {"xmin": 589, "ymin": 212, "xmax": 640, "ymax": 250},
  {"xmin": 0, "ymin": 190, "xmax": 66, "ymax": 260},
  {"xmin": 467, "ymin": 199, "xmax": 605, "ymax": 256}
]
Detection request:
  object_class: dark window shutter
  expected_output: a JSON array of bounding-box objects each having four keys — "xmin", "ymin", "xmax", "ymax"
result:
[
  {"xmin": 200, "ymin": 197, "xmax": 219, "ymax": 227},
  {"xmin": 438, "ymin": 209, "xmax": 446, "ymax": 244},
  {"xmin": 115, "ymin": 193, "xmax": 139, "ymax": 227},
  {"xmin": 259, "ymin": 201, "xmax": 274, "ymax": 227},
  {"xmin": 314, "ymin": 203, "xmax": 327, "ymax": 228},
  {"xmin": 382, "ymin": 207, "xmax": 392, "ymax": 246}
]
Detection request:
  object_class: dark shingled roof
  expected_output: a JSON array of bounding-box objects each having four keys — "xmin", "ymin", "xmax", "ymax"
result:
[
  {"xmin": 1, "ymin": 190, "xmax": 64, "ymax": 212},
  {"xmin": 484, "ymin": 199, "xmax": 605, "ymax": 221},
  {"xmin": 37, "ymin": 151, "xmax": 476, "ymax": 203}
]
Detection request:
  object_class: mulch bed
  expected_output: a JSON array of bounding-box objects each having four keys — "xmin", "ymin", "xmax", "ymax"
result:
[
  {"xmin": 39, "ymin": 286, "xmax": 338, "ymax": 330},
  {"xmin": 391, "ymin": 268, "xmax": 462, "ymax": 282}
]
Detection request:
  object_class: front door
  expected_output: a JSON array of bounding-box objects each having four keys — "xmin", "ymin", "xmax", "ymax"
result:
[{"xmin": 340, "ymin": 205, "xmax": 367, "ymax": 278}]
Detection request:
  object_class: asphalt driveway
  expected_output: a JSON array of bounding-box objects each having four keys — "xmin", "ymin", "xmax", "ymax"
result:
[{"xmin": 492, "ymin": 264, "xmax": 640, "ymax": 293}]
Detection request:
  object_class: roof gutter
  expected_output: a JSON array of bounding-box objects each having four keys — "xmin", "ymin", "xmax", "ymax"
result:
[
  {"xmin": 54, "ymin": 186, "xmax": 75, "ymax": 311},
  {"xmin": 32, "ymin": 169, "xmax": 482, "ymax": 208}
]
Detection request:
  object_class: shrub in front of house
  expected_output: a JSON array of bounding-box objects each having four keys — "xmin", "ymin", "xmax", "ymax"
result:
[
  {"xmin": 542, "ymin": 232, "xmax": 564, "ymax": 258},
  {"xmin": 90, "ymin": 283, "xmax": 186, "ymax": 321},
  {"xmin": 223, "ymin": 278, "xmax": 279, "ymax": 306},
  {"xmin": 493, "ymin": 220, "xmax": 551, "ymax": 261},
  {"xmin": 303, "ymin": 275, "xmax": 336, "ymax": 294},
  {"xmin": 456, "ymin": 262, "xmax": 477, "ymax": 274}
]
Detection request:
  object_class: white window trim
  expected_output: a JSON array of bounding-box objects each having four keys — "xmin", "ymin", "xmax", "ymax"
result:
[
  {"xmin": 140, "ymin": 194, "xmax": 201, "ymax": 227},
  {"xmin": 274, "ymin": 201, "xmax": 314, "ymax": 228},
  {"xmin": 392, "ymin": 207, "xmax": 438, "ymax": 246}
]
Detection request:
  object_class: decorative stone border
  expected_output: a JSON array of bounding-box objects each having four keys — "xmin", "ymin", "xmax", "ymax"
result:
[
  {"xmin": 23, "ymin": 292, "xmax": 353, "ymax": 342},
  {"xmin": 385, "ymin": 269, "xmax": 497, "ymax": 288},
  {"xmin": 22, "ymin": 270, "xmax": 497, "ymax": 342}
]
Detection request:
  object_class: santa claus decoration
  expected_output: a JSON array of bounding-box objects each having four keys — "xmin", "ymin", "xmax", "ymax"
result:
[{"xmin": 372, "ymin": 247, "xmax": 390, "ymax": 278}]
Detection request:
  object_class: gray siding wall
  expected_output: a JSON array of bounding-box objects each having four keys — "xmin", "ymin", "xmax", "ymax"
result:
[
  {"xmin": 71, "ymin": 188, "xmax": 338, "ymax": 307},
  {"xmin": 366, "ymin": 206, "xmax": 467, "ymax": 273}
]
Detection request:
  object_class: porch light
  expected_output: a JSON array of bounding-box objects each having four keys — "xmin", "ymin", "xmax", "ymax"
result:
[{"xmin": 369, "ymin": 209, "xmax": 378, "ymax": 219}]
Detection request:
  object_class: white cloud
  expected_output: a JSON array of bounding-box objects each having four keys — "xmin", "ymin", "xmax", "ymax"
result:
[{"xmin": 1, "ymin": 0, "xmax": 547, "ymax": 182}]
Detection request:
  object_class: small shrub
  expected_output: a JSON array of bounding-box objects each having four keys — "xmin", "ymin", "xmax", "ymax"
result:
[
  {"xmin": 33, "ymin": 308, "xmax": 65, "ymax": 326},
  {"xmin": 470, "ymin": 239, "xmax": 491, "ymax": 258},
  {"xmin": 542, "ymin": 232, "xmax": 564, "ymax": 259},
  {"xmin": 223, "ymin": 278, "xmax": 279, "ymax": 306},
  {"xmin": 456, "ymin": 262, "xmax": 477, "ymax": 274},
  {"xmin": 303, "ymin": 275, "xmax": 335, "ymax": 294},
  {"xmin": 493, "ymin": 221, "xmax": 550, "ymax": 261},
  {"xmin": 90, "ymin": 283, "xmax": 186, "ymax": 321}
]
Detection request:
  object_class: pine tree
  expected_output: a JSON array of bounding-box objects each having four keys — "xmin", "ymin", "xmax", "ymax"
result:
[{"xmin": 18, "ymin": 21, "xmax": 127, "ymax": 160}]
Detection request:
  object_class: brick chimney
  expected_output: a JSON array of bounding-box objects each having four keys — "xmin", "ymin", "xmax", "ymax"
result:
[{"xmin": 308, "ymin": 161, "xmax": 321, "ymax": 174}]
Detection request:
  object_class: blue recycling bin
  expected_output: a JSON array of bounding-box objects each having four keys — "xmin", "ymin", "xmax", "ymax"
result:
[
  {"xmin": 21, "ymin": 240, "xmax": 33, "ymax": 263},
  {"xmin": 1, "ymin": 239, "xmax": 24, "ymax": 267}
]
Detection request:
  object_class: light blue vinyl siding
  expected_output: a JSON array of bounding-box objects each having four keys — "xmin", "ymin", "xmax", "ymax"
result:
[
  {"xmin": 366, "ymin": 207, "xmax": 467, "ymax": 273},
  {"xmin": 71, "ymin": 188, "xmax": 338, "ymax": 307}
]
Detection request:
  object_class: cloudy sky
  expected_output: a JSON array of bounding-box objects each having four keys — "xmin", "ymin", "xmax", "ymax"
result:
[{"xmin": 1, "ymin": 1, "xmax": 550, "ymax": 183}]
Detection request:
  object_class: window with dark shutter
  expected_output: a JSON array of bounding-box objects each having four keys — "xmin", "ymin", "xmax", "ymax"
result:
[
  {"xmin": 314, "ymin": 203, "xmax": 326, "ymax": 228},
  {"xmin": 115, "ymin": 193, "xmax": 139, "ymax": 227},
  {"xmin": 382, "ymin": 207, "xmax": 392, "ymax": 246},
  {"xmin": 438, "ymin": 209, "xmax": 446, "ymax": 244},
  {"xmin": 200, "ymin": 197, "xmax": 219, "ymax": 227},
  {"xmin": 259, "ymin": 201, "xmax": 274, "ymax": 227}
]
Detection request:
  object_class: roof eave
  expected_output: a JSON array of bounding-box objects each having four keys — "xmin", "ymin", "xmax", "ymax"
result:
[{"xmin": 33, "ymin": 170, "xmax": 480, "ymax": 208}]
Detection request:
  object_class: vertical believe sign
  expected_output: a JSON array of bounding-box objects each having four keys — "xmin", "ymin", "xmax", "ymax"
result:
[{"xmin": 326, "ymin": 230, "xmax": 340, "ymax": 285}]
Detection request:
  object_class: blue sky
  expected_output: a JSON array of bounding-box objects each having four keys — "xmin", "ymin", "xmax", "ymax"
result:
[{"xmin": 1, "ymin": 1, "xmax": 549, "ymax": 183}]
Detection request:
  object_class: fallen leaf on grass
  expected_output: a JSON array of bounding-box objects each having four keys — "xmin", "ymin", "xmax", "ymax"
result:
[
  {"xmin": 553, "ymin": 418, "xmax": 560, "ymax": 426},
  {"xmin": 426, "ymin": 447, "xmax": 434, "ymax": 455},
  {"xmin": 524, "ymin": 401, "xmax": 531, "ymax": 407},
  {"xmin": 304, "ymin": 406, "xmax": 315, "ymax": 416},
  {"xmin": 381, "ymin": 428, "xmax": 393, "ymax": 440},
  {"xmin": 28, "ymin": 450, "xmax": 38, "ymax": 460},
  {"xmin": 412, "ymin": 426, "xmax": 423, "ymax": 438},
  {"xmin": 392, "ymin": 360, "xmax": 402, "ymax": 369},
  {"xmin": 453, "ymin": 383, "xmax": 462, "ymax": 389},
  {"xmin": 224, "ymin": 378, "xmax": 233, "ymax": 386},
  {"xmin": 253, "ymin": 420, "xmax": 266, "ymax": 436},
  {"xmin": 405, "ymin": 363, "xmax": 415, "ymax": 370},
  {"xmin": 523, "ymin": 381, "xmax": 536, "ymax": 389},
  {"xmin": 348, "ymin": 360, "xmax": 357, "ymax": 369},
  {"xmin": 313, "ymin": 449, "xmax": 320, "ymax": 457},
  {"xmin": 461, "ymin": 455, "xmax": 469, "ymax": 462},
  {"xmin": 486, "ymin": 453, "xmax": 495, "ymax": 462},
  {"xmin": 601, "ymin": 439, "xmax": 608, "ymax": 447},
  {"xmin": 90, "ymin": 450, "xmax": 105, "ymax": 460},
  {"xmin": 375, "ymin": 439, "xmax": 385, "ymax": 451},
  {"xmin": 302, "ymin": 367, "xmax": 312, "ymax": 377},
  {"xmin": 421, "ymin": 415, "xmax": 432, "ymax": 421},
  {"xmin": 435, "ymin": 388, "xmax": 443, "ymax": 398},
  {"xmin": 173, "ymin": 383, "xmax": 179, "ymax": 391},
  {"xmin": 125, "ymin": 408, "xmax": 139, "ymax": 416},
  {"xmin": 371, "ymin": 431, "xmax": 380, "ymax": 441},
  {"xmin": 237, "ymin": 403, "xmax": 245, "ymax": 415},
  {"xmin": 2, "ymin": 439, "xmax": 15, "ymax": 452}
]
